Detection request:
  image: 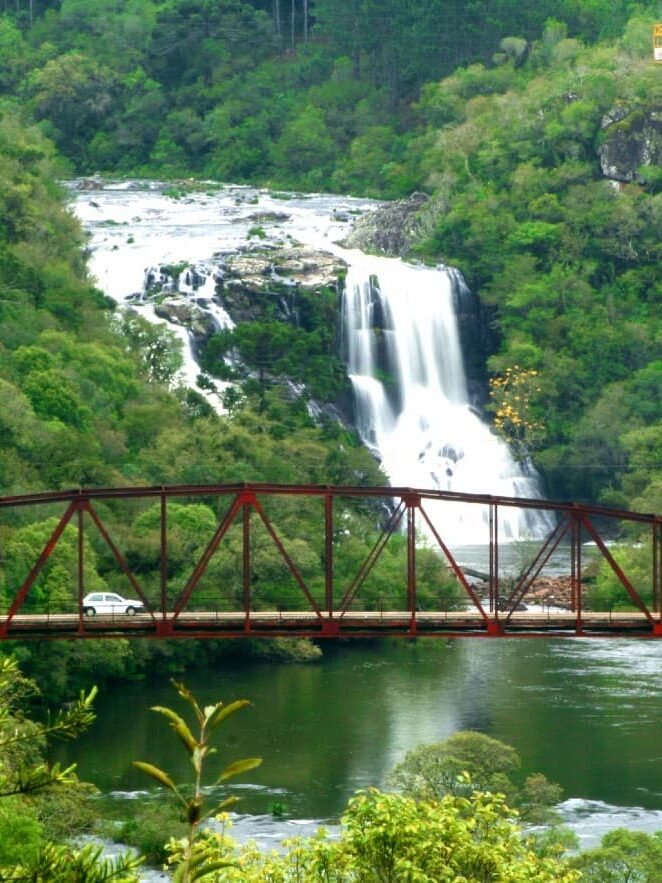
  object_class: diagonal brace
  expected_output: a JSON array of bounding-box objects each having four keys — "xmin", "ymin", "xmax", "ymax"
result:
[
  {"xmin": 582, "ymin": 515, "xmax": 654, "ymax": 624},
  {"xmin": 503, "ymin": 516, "xmax": 571, "ymax": 622},
  {"xmin": 418, "ymin": 503, "xmax": 490, "ymax": 623},
  {"xmin": 86, "ymin": 502, "xmax": 157, "ymax": 623},
  {"xmin": 3, "ymin": 500, "xmax": 78, "ymax": 630},
  {"xmin": 338, "ymin": 500, "xmax": 406, "ymax": 616}
]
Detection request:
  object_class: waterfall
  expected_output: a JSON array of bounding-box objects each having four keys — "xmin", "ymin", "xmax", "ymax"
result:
[{"xmin": 343, "ymin": 253, "xmax": 549, "ymax": 544}]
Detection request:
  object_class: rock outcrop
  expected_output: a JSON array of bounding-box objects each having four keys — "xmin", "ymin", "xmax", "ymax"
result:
[
  {"xmin": 216, "ymin": 245, "xmax": 346, "ymax": 323},
  {"xmin": 599, "ymin": 105, "xmax": 662, "ymax": 184},
  {"xmin": 341, "ymin": 192, "xmax": 430, "ymax": 257},
  {"xmin": 221, "ymin": 245, "xmax": 345, "ymax": 291}
]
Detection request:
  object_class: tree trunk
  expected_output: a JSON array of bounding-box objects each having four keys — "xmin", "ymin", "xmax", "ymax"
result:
[
  {"xmin": 290, "ymin": 0, "xmax": 295, "ymax": 50},
  {"xmin": 273, "ymin": 0, "xmax": 280, "ymax": 38}
]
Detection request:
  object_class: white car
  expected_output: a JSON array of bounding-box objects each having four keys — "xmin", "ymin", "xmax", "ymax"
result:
[{"xmin": 82, "ymin": 592, "xmax": 144, "ymax": 616}]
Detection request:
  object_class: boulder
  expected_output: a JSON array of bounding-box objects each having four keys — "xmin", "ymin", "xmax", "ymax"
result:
[{"xmin": 246, "ymin": 211, "xmax": 291, "ymax": 223}]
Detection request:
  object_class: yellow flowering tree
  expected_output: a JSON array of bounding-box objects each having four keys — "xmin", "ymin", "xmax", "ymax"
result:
[{"xmin": 489, "ymin": 365, "xmax": 546, "ymax": 464}]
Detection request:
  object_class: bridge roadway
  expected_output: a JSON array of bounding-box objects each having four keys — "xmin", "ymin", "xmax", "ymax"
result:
[{"xmin": 2, "ymin": 610, "xmax": 660, "ymax": 640}]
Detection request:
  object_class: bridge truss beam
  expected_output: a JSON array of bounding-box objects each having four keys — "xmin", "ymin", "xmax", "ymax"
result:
[{"xmin": 0, "ymin": 484, "xmax": 660, "ymax": 640}]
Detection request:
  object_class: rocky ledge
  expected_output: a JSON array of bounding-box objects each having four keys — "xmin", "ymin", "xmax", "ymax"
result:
[
  {"xmin": 215, "ymin": 244, "xmax": 346, "ymax": 323},
  {"xmin": 153, "ymin": 297, "xmax": 218, "ymax": 347},
  {"xmin": 129, "ymin": 243, "xmax": 346, "ymax": 335},
  {"xmin": 219, "ymin": 245, "xmax": 346, "ymax": 292}
]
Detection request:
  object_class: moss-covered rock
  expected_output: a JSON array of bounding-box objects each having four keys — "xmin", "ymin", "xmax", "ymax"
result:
[{"xmin": 599, "ymin": 106, "xmax": 662, "ymax": 183}]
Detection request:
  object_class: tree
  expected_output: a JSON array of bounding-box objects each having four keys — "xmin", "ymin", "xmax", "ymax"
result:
[
  {"xmin": 386, "ymin": 730, "xmax": 563, "ymax": 823},
  {"xmin": 387, "ymin": 730, "xmax": 521, "ymax": 801},
  {"xmin": 116, "ymin": 311, "xmax": 184, "ymax": 386},
  {"xmin": 489, "ymin": 365, "xmax": 545, "ymax": 464},
  {"xmin": 271, "ymin": 104, "xmax": 336, "ymax": 187},
  {"xmin": 1, "ymin": 517, "xmax": 108, "ymax": 614},
  {"xmin": 159, "ymin": 786, "xmax": 579, "ymax": 881},
  {"xmin": 571, "ymin": 828, "xmax": 662, "ymax": 882},
  {"xmin": 29, "ymin": 52, "xmax": 118, "ymax": 161}
]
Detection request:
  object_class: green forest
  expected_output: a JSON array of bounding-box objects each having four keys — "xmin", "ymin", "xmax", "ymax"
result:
[{"xmin": 0, "ymin": 0, "xmax": 661, "ymax": 875}]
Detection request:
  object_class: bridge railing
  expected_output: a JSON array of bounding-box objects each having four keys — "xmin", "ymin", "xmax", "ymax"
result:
[{"xmin": 0, "ymin": 483, "xmax": 659, "ymax": 638}]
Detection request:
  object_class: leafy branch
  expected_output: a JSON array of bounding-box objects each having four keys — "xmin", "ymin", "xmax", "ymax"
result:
[
  {"xmin": 0, "ymin": 656, "xmax": 97, "ymax": 798},
  {"xmin": 133, "ymin": 680, "xmax": 262, "ymax": 883}
]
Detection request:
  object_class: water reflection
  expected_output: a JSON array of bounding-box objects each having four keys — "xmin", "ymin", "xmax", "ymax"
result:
[{"xmin": 58, "ymin": 638, "xmax": 662, "ymax": 828}]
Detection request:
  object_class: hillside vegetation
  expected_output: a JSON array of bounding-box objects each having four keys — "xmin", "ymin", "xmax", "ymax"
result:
[{"xmin": 410, "ymin": 14, "xmax": 661, "ymax": 511}]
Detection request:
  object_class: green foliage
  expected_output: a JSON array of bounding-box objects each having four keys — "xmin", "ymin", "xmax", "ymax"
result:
[
  {"xmin": 0, "ymin": 803, "xmax": 43, "ymax": 864},
  {"xmin": 489, "ymin": 365, "xmax": 545, "ymax": 463},
  {"xmin": 1, "ymin": 518, "xmax": 107, "ymax": 612},
  {"xmin": 161, "ymin": 787, "xmax": 579, "ymax": 881},
  {"xmin": 413, "ymin": 10, "xmax": 662, "ymax": 505},
  {"xmin": 387, "ymin": 730, "xmax": 563, "ymax": 824},
  {"xmin": 202, "ymin": 317, "xmax": 346, "ymax": 404},
  {"xmin": 116, "ymin": 310, "xmax": 184, "ymax": 385},
  {"xmin": 28, "ymin": 52, "xmax": 119, "ymax": 167},
  {"xmin": 3, "ymin": 841, "xmax": 141, "ymax": 883},
  {"xmin": 589, "ymin": 543, "xmax": 655, "ymax": 611},
  {"xmin": 570, "ymin": 827, "xmax": 662, "ymax": 881},
  {"xmin": 120, "ymin": 800, "xmax": 188, "ymax": 865},
  {"xmin": 134, "ymin": 680, "xmax": 262, "ymax": 883},
  {"xmin": 0, "ymin": 656, "xmax": 141, "ymax": 881},
  {"xmin": 7, "ymin": 0, "xmax": 652, "ymax": 193}
]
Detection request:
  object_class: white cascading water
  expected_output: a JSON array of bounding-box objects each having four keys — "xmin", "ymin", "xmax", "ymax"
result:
[
  {"xmin": 343, "ymin": 253, "xmax": 549, "ymax": 544},
  {"xmin": 72, "ymin": 182, "xmax": 550, "ymax": 544}
]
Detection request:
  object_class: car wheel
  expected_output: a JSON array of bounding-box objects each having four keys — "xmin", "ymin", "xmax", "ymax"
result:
[
  {"xmin": 84, "ymin": 607, "xmax": 96, "ymax": 616},
  {"xmin": 126, "ymin": 606, "xmax": 137, "ymax": 615}
]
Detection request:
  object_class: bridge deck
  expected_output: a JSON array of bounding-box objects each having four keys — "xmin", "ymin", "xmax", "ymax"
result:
[{"xmin": 2, "ymin": 610, "xmax": 659, "ymax": 640}]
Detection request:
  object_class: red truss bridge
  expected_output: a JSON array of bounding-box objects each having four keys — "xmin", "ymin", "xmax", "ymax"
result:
[{"xmin": 0, "ymin": 483, "xmax": 660, "ymax": 640}]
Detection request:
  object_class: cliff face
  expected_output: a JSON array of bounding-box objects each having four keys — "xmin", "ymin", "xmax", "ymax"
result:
[{"xmin": 599, "ymin": 106, "xmax": 662, "ymax": 184}]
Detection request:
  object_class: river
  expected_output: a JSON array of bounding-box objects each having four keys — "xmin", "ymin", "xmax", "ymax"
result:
[
  {"xmin": 55, "ymin": 639, "xmax": 662, "ymax": 849},
  {"xmin": 64, "ymin": 181, "xmax": 662, "ymax": 851}
]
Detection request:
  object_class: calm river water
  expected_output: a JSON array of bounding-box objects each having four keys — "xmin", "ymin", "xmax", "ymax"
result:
[{"xmin": 57, "ymin": 638, "xmax": 662, "ymax": 848}]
